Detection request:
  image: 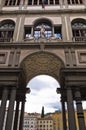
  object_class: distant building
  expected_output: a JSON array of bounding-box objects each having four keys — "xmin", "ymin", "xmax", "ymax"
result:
[
  {"xmin": 47, "ymin": 110, "xmax": 86, "ymax": 130},
  {"xmin": 23, "ymin": 110, "xmax": 86, "ymax": 130},
  {"xmin": 23, "ymin": 113, "xmax": 54, "ymax": 130},
  {"xmin": 23, "ymin": 113, "xmax": 38, "ymax": 130},
  {"xmin": 37, "ymin": 117, "xmax": 54, "ymax": 130}
]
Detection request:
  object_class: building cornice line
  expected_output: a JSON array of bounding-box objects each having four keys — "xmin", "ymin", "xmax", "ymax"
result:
[
  {"xmin": 0, "ymin": 42, "xmax": 86, "ymax": 49},
  {"xmin": 0, "ymin": 8, "xmax": 86, "ymax": 15}
]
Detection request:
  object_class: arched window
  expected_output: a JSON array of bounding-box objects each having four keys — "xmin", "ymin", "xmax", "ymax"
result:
[
  {"xmin": 34, "ymin": 21, "xmax": 52, "ymax": 38},
  {"xmin": 0, "ymin": 20, "xmax": 15, "ymax": 42},
  {"xmin": 72, "ymin": 19, "xmax": 86, "ymax": 41}
]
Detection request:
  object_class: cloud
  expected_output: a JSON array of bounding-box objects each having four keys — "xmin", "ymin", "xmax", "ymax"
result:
[
  {"xmin": 46, "ymin": 102, "xmax": 61, "ymax": 110},
  {"xmin": 27, "ymin": 75, "xmax": 60, "ymax": 91},
  {"xmin": 25, "ymin": 75, "xmax": 61, "ymax": 113}
]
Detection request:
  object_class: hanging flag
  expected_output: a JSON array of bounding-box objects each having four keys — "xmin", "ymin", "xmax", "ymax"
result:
[{"xmin": 42, "ymin": 0, "xmax": 46, "ymax": 8}]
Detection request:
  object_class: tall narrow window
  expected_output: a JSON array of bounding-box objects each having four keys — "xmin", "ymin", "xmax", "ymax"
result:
[
  {"xmin": 24, "ymin": 27, "xmax": 32, "ymax": 39},
  {"xmin": 50, "ymin": 0, "xmax": 53, "ymax": 5},
  {"xmin": 34, "ymin": 0, "xmax": 37, "ymax": 5},
  {"xmin": 54, "ymin": 26, "xmax": 62, "ymax": 39},
  {"xmin": 28, "ymin": 0, "xmax": 32, "ymax": 5},
  {"xmin": 55, "ymin": 0, "xmax": 59, "ymax": 5}
]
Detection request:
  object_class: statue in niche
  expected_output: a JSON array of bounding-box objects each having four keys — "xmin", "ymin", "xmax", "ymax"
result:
[{"xmin": 40, "ymin": 24, "xmax": 45, "ymax": 38}]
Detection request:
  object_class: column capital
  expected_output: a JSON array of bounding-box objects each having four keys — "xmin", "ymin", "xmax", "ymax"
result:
[{"xmin": 75, "ymin": 88, "xmax": 81, "ymax": 100}]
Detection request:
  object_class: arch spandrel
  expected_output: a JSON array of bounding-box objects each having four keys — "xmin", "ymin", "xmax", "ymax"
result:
[{"xmin": 20, "ymin": 51, "xmax": 64, "ymax": 85}]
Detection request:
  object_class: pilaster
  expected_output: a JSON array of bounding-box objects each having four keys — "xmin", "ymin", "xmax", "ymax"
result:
[
  {"xmin": 13, "ymin": 16, "xmax": 21, "ymax": 42},
  {"xmin": 66, "ymin": 15, "xmax": 73, "ymax": 42},
  {"xmin": 18, "ymin": 15, "xmax": 25, "ymax": 42},
  {"xmin": 61, "ymin": 15, "xmax": 67, "ymax": 41},
  {"xmin": 0, "ymin": 0, "xmax": 5, "ymax": 10}
]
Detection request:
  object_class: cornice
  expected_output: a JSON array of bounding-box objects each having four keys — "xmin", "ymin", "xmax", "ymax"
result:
[
  {"xmin": 0, "ymin": 8, "xmax": 86, "ymax": 15},
  {"xmin": 0, "ymin": 67, "xmax": 22, "ymax": 72},
  {"xmin": 61, "ymin": 68, "xmax": 86, "ymax": 73},
  {"xmin": 0, "ymin": 42, "xmax": 86, "ymax": 49}
]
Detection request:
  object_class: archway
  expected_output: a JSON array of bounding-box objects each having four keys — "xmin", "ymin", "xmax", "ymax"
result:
[
  {"xmin": 20, "ymin": 51, "xmax": 64, "ymax": 86},
  {"xmin": 19, "ymin": 51, "xmax": 65, "ymax": 130},
  {"xmin": 25, "ymin": 74, "xmax": 61, "ymax": 113},
  {"xmin": 20, "ymin": 51, "xmax": 65, "ymax": 130}
]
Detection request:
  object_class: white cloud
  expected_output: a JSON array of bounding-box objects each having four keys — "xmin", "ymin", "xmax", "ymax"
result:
[{"xmin": 25, "ymin": 75, "xmax": 61, "ymax": 113}]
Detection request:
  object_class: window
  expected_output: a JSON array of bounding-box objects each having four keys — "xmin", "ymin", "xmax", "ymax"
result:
[
  {"xmin": 24, "ymin": 19, "xmax": 62, "ymax": 41},
  {"xmin": 4, "ymin": 0, "xmax": 21, "ymax": 6},
  {"xmin": 0, "ymin": 20, "xmax": 15, "ymax": 42},
  {"xmin": 27, "ymin": 0, "xmax": 60, "ymax": 5},
  {"xmin": 54, "ymin": 26, "xmax": 62, "ymax": 39},
  {"xmin": 34, "ymin": 20, "xmax": 52, "ymax": 38},
  {"xmin": 72, "ymin": 19, "xmax": 86, "ymax": 41},
  {"xmin": 67, "ymin": 0, "xmax": 83, "ymax": 5},
  {"xmin": 24, "ymin": 27, "xmax": 31, "ymax": 39}
]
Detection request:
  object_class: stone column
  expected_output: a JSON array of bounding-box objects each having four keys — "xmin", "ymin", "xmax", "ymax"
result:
[
  {"xmin": 5, "ymin": 87, "xmax": 16, "ymax": 130},
  {"xmin": 61, "ymin": 96, "xmax": 67, "ymax": 130},
  {"xmin": 13, "ymin": 101, "xmax": 20, "ymax": 130},
  {"xmin": 0, "ymin": 87, "xmax": 9, "ymax": 130},
  {"xmin": 67, "ymin": 87, "xmax": 76, "ymax": 130},
  {"xmin": 75, "ymin": 89, "xmax": 85, "ymax": 130},
  {"xmin": 19, "ymin": 99, "xmax": 25, "ymax": 130}
]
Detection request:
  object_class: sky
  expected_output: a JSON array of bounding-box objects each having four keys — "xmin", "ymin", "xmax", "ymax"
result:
[
  {"xmin": 25, "ymin": 75, "xmax": 61, "ymax": 114},
  {"xmin": 25, "ymin": 75, "xmax": 86, "ymax": 114}
]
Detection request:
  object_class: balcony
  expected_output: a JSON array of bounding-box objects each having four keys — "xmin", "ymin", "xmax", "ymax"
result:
[
  {"xmin": 73, "ymin": 36, "xmax": 86, "ymax": 42},
  {"xmin": 24, "ymin": 36, "xmax": 62, "ymax": 43},
  {"xmin": 0, "ymin": 38, "xmax": 13, "ymax": 42}
]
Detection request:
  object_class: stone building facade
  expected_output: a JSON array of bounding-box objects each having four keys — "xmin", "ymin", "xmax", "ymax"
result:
[{"xmin": 0, "ymin": 0, "xmax": 86, "ymax": 130}]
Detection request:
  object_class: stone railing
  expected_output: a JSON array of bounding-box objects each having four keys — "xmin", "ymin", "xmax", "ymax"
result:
[
  {"xmin": 24, "ymin": 36, "xmax": 62, "ymax": 43},
  {"xmin": 73, "ymin": 37, "xmax": 86, "ymax": 42},
  {"xmin": 0, "ymin": 37, "xmax": 13, "ymax": 42}
]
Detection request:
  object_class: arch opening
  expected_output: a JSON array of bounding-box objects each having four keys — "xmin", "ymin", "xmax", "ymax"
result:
[{"xmin": 25, "ymin": 74, "xmax": 61, "ymax": 114}]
